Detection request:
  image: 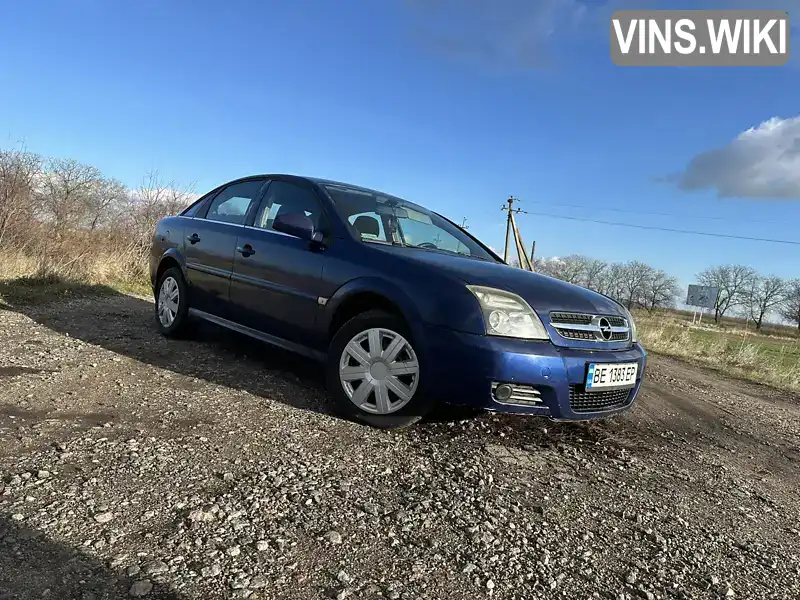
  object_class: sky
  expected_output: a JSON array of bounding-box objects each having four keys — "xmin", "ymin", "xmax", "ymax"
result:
[{"xmin": 1, "ymin": 0, "xmax": 799, "ymax": 289}]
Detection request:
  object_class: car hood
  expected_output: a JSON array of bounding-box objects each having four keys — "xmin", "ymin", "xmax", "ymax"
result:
[{"xmin": 383, "ymin": 247, "xmax": 625, "ymax": 316}]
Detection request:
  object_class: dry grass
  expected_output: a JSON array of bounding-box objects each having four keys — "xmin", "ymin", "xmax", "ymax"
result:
[
  {"xmin": 0, "ymin": 249, "xmax": 150, "ymax": 305},
  {"xmin": 637, "ymin": 310, "xmax": 800, "ymax": 394}
]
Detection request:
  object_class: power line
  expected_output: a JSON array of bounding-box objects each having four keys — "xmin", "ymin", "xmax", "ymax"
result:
[
  {"xmin": 523, "ymin": 210, "xmax": 800, "ymax": 246},
  {"xmin": 525, "ymin": 200, "xmax": 786, "ymax": 225}
]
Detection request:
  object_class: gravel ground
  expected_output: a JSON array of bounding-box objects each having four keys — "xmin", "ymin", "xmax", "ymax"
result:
[{"xmin": 1, "ymin": 293, "xmax": 799, "ymax": 600}]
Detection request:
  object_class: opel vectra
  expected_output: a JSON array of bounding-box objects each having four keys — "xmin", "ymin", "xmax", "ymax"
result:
[{"xmin": 150, "ymin": 175, "xmax": 646, "ymax": 428}]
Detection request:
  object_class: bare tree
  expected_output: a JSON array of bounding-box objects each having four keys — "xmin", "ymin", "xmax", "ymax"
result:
[
  {"xmin": 618, "ymin": 261, "xmax": 652, "ymax": 309},
  {"xmin": 84, "ymin": 177, "xmax": 129, "ymax": 232},
  {"xmin": 596, "ymin": 262, "xmax": 627, "ymax": 300},
  {"xmin": 535, "ymin": 255, "xmax": 591, "ymax": 285},
  {"xmin": 533, "ymin": 257, "xmax": 558, "ymax": 277},
  {"xmin": 583, "ymin": 258, "xmax": 608, "ymax": 291},
  {"xmin": 781, "ymin": 279, "xmax": 800, "ymax": 333},
  {"xmin": 561, "ymin": 255, "xmax": 591, "ymax": 285},
  {"xmin": 642, "ymin": 269, "xmax": 681, "ymax": 313},
  {"xmin": 0, "ymin": 148, "xmax": 41, "ymax": 248},
  {"xmin": 36, "ymin": 158, "xmax": 104, "ymax": 236},
  {"xmin": 122, "ymin": 170, "xmax": 195, "ymax": 255},
  {"xmin": 745, "ymin": 275, "xmax": 787, "ymax": 330},
  {"xmin": 697, "ymin": 264, "xmax": 757, "ymax": 323}
]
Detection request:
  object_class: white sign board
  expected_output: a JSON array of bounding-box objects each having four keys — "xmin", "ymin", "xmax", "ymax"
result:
[{"xmin": 686, "ymin": 285, "xmax": 718, "ymax": 310}]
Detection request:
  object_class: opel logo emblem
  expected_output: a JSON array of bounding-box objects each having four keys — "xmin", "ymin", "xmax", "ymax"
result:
[{"xmin": 598, "ymin": 317, "xmax": 613, "ymax": 341}]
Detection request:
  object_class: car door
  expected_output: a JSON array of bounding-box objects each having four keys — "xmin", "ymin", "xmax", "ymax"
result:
[
  {"xmin": 183, "ymin": 179, "xmax": 266, "ymax": 318},
  {"xmin": 229, "ymin": 179, "xmax": 329, "ymax": 348}
]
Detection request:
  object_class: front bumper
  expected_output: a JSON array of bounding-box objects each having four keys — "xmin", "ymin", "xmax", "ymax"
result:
[{"xmin": 421, "ymin": 325, "xmax": 646, "ymax": 420}]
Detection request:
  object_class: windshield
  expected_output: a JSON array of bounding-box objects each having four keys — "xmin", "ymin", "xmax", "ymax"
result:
[{"xmin": 324, "ymin": 184, "xmax": 497, "ymax": 262}]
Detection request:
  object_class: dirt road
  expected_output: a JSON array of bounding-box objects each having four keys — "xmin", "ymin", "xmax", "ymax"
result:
[{"xmin": 1, "ymin": 293, "xmax": 799, "ymax": 600}]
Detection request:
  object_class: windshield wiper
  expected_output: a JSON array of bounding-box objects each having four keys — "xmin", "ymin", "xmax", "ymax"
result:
[{"xmin": 411, "ymin": 246, "xmax": 485, "ymax": 261}]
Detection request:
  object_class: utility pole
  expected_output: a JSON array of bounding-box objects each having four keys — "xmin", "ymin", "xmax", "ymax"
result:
[
  {"xmin": 503, "ymin": 199, "xmax": 514, "ymax": 264},
  {"xmin": 530, "ymin": 241, "xmax": 536, "ymax": 272},
  {"xmin": 501, "ymin": 197, "xmax": 532, "ymax": 271}
]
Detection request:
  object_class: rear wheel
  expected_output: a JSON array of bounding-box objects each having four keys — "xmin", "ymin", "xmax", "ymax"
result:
[
  {"xmin": 326, "ymin": 310, "xmax": 434, "ymax": 429},
  {"xmin": 155, "ymin": 267, "xmax": 190, "ymax": 337}
]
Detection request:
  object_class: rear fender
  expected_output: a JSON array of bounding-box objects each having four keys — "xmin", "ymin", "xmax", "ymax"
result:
[{"xmin": 153, "ymin": 249, "xmax": 188, "ymax": 287}]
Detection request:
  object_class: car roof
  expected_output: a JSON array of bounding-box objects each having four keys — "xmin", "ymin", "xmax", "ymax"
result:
[
  {"xmin": 309, "ymin": 176, "xmax": 403, "ymax": 199},
  {"xmin": 234, "ymin": 174, "xmax": 402, "ymax": 200}
]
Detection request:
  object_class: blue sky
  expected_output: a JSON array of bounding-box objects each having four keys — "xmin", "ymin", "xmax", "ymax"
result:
[{"xmin": 1, "ymin": 0, "xmax": 799, "ymax": 288}]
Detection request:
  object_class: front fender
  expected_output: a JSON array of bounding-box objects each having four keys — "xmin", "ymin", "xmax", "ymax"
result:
[{"xmin": 323, "ymin": 277, "xmax": 424, "ymax": 333}]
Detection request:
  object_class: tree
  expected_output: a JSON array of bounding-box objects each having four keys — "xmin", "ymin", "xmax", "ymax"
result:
[
  {"xmin": 618, "ymin": 261, "xmax": 652, "ymax": 309},
  {"xmin": 596, "ymin": 262, "xmax": 627, "ymax": 300},
  {"xmin": 780, "ymin": 279, "xmax": 800, "ymax": 333},
  {"xmin": 642, "ymin": 269, "xmax": 681, "ymax": 312},
  {"xmin": 0, "ymin": 148, "xmax": 41, "ymax": 248},
  {"xmin": 83, "ymin": 177, "xmax": 128, "ymax": 232},
  {"xmin": 558, "ymin": 255, "xmax": 590, "ymax": 285},
  {"xmin": 36, "ymin": 158, "xmax": 104, "ymax": 236},
  {"xmin": 697, "ymin": 264, "xmax": 757, "ymax": 323},
  {"xmin": 583, "ymin": 258, "xmax": 608, "ymax": 291},
  {"xmin": 121, "ymin": 170, "xmax": 195, "ymax": 255},
  {"xmin": 745, "ymin": 275, "xmax": 787, "ymax": 330},
  {"xmin": 535, "ymin": 255, "xmax": 585, "ymax": 284}
]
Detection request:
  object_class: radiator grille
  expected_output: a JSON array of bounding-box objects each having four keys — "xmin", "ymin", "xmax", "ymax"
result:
[
  {"xmin": 550, "ymin": 312, "xmax": 593, "ymax": 325},
  {"xmin": 548, "ymin": 312, "xmax": 630, "ymax": 343},
  {"xmin": 558, "ymin": 329, "xmax": 596, "ymax": 340},
  {"xmin": 569, "ymin": 386, "xmax": 634, "ymax": 413}
]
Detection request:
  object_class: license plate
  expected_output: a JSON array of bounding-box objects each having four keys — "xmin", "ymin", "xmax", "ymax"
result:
[{"xmin": 585, "ymin": 362, "xmax": 638, "ymax": 391}]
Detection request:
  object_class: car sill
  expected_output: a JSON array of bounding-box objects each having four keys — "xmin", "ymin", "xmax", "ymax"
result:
[{"xmin": 187, "ymin": 308, "xmax": 325, "ymax": 362}]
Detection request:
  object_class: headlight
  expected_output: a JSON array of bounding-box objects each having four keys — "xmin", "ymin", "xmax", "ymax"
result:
[
  {"xmin": 467, "ymin": 286, "xmax": 549, "ymax": 340},
  {"xmin": 622, "ymin": 306, "xmax": 639, "ymax": 342}
]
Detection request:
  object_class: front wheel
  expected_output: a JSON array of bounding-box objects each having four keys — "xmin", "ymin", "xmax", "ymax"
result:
[{"xmin": 326, "ymin": 310, "xmax": 434, "ymax": 429}]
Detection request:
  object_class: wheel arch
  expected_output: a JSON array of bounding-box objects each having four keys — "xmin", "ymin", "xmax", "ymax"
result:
[
  {"xmin": 324, "ymin": 278, "xmax": 424, "ymax": 342},
  {"xmin": 155, "ymin": 250, "xmax": 187, "ymax": 287}
]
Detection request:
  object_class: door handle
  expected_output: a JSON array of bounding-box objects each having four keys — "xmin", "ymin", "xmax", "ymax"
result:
[
  {"xmin": 237, "ymin": 244, "xmax": 255, "ymax": 257},
  {"xmin": 186, "ymin": 233, "xmax": 201, "ymax": 244}
]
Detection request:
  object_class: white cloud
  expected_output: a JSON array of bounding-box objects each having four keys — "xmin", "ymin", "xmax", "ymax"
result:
[{"xmin": 672, "ymin": 116, "xmax": 800, "ymax": 199}]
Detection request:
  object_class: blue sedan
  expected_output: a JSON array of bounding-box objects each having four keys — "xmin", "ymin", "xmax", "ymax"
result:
[{"xmin": 149, "ymin": 175, "xmax": 646, "ymax": 428}]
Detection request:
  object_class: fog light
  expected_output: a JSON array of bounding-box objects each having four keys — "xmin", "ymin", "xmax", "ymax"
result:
[{"xmin": 494, "ymin": 384, "xmax": 513, "ymax": 401}]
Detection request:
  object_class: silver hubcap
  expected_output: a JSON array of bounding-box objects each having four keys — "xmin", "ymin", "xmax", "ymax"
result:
[
  {"xmin": 157, "ymin": 276, "xmax": 180, "ymax": 327},
  {"xmin": 339, "ymin": 328, "xmax": 419, "ymax": 415}
]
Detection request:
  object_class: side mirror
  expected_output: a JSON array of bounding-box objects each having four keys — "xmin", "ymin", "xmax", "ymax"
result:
[{"xmin": 272, "ymin": 212, "xmax": 324, "ymax": 244}]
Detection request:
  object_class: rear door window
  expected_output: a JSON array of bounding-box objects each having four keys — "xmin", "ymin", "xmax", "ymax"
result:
[
  {"xmin": 204, "ymin": 180, "xmax": 265, "ymax": 226},
  {"xmin": 253, "ymin": 181, "xmax": 327, "ymax": 233}
]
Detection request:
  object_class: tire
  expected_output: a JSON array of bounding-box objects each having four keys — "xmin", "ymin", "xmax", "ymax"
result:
[
  {"xmin": 326, "ymin": 310, "xmax": 434, "ymax": 429},
  {"xmin": 154, "ymin": 266, "xmax": 191, "ymax": 338}
]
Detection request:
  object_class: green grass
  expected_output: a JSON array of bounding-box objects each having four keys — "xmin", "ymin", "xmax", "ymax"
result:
[
  {"xmin": 110, "ymin": 279, "xmax": 152, "ymax": 298},
  {"xmin": 636, "ymin": 310, "xmax": 800, "ymax": 394}
]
